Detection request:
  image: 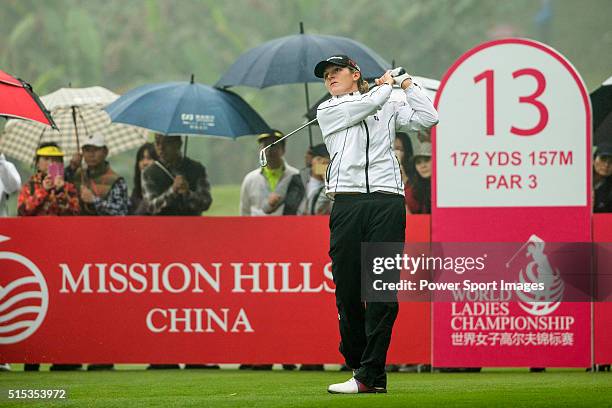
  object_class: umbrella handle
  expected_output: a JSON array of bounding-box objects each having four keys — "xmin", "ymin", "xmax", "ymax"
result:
[
  {"xmin": 154, "ymin": 160, "xmax": 175, "ymax": 181},
  {"xmin": 71, "ymin": 106, "xmax": 81, "ymax": 153},
  {"xmin": 259, "ymin": 149, "xmax": 267, "ymax": 167},
  {"xmin": 259, "ymin": 118, "xmax": 318, "ymax": 167}
]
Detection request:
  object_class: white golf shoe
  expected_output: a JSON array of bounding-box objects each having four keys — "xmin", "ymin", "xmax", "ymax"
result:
[{"xmin": 327, "ymin": 377, "xmax": 385, "ymax": 394}]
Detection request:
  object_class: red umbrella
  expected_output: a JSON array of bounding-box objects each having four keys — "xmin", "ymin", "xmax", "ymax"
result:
[{"xmin": 0, "ymin": 69, "xmax": 56, "ymax": 128}]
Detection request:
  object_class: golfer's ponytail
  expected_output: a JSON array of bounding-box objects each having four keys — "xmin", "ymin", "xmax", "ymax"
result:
[
  {"xmin": 357, "ymin": 76, "xmax": 369, "ymax": 94},
  {"xmin": 350, "ymin": 68, "xmax": 369, "ymax": 94}
]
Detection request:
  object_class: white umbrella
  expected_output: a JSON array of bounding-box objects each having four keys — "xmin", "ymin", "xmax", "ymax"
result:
[
  {"xmin": 0, "ymin": 86, "xmax": 147, "ymax": 163},
  {"xmin": 42, "ymin": 86, "xmax": 119, "ymax": 110},
  {"xmin": 388, "ymin": 76, "xmax": 439, "ymax": 148}
]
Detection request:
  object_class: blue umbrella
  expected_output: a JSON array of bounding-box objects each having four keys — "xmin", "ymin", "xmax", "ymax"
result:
[
  {"xmin": 215, "ymin": 31, "xmax": 390, "ymax": 88},
  {"xmin": 105, "ymin": 76, "xmax": 270, "ymax": 138},
  {"xmin": 216, "ymin": 23, "xmax": 390, "ymax": 146}
]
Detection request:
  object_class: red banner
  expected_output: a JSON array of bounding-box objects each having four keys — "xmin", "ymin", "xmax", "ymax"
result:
[
  {"xmin": 1, "ymin": 215, "xmax": 610, "ymax": 365},
  {"xmin": 0, "ymin": 216, "xmax": 430, "ymax": 364}
]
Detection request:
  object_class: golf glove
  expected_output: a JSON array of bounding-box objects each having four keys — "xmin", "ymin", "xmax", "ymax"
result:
[{"xmin": 390, "ymin": 67, "xmax": 412, "ymax": 87}]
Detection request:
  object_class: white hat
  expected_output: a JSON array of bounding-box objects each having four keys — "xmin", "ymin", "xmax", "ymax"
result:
[
  {"xmin": 82, "ymin": 132, "xmax": 106, "ymax": 148},
  {"xmin": 413, "ymin": 141, "xmax": 432, "ymax": 157}
]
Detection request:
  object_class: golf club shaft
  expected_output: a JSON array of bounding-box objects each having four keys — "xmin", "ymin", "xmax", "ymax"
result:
[
  {"xmin": 259, "ymin": 118, "xmax": 318, "ymax": 167},
  {"xmin": 258, "ymin": 79, "xmax": 388, "ymax": 166}
]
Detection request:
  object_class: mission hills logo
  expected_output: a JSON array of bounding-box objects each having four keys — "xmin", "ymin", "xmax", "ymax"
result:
[{"xmin": 0, "ymin": 235, "xmax": 48, "ymax": 345}]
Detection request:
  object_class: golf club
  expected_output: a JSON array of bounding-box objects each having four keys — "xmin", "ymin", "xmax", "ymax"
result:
[
  {"xmin": 259, "ymin": 118, "xmax": 318, "ymax": 167},
  {"xmin": 258, "ymin": 68, "xmax": 407, "ymax": 167},
  {"xmin": 505, "ymin": 234, "xmax": 544, "ymax": 268}
]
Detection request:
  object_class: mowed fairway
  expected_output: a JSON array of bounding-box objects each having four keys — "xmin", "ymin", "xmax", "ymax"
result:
[{"xmin": 0, "ymin": 368, "xmax": 610, "ymax": 407}]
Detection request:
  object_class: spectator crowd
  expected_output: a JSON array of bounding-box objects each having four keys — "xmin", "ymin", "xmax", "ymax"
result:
[{"xmin": 4, "ymin": 130, "xmax": 611, "ymax": 222}]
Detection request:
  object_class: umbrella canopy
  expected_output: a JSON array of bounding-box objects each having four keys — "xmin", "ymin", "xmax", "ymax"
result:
[
  {"xmin": 42, "ymin": 86, "xmax": 119, "ymax": 110},
  {"xmin": 591, "ymin": 75, "xmax": 612, "ymax": 145},
  {"xmin": 0, "ymin": 86, "xmax": 147, "ymax": 163},
  {"xmin": 215, "ymin": 33, "xmax": 391, "ymax": 89},
  {"xmin": 0, "ymin": 69, "xmax": 56, "ymax": 128},
  {"xmin": 105, "ymin": 78, "xmax": 270, "ymax": 138}
]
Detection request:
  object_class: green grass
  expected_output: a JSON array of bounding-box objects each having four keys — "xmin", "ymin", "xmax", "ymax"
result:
[
  {"xmin": 206, "ymin": 184, "xmax": 241, "ymax": 216},
  {"xmin": 0, "ymin": 368, "xmax": 609, "ymax": 407}
]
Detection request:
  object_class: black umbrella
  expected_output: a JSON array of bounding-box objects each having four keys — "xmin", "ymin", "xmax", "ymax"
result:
[
  {"xmin": 591, "ymin": 76, "xmax": 612, "ymax": 145},
  {"xmin": 216, "ymin": 23, "xmax": 391, "ymax": 146}
]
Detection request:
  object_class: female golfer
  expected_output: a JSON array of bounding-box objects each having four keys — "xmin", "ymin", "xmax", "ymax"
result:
[{"xmin": 314, "ymin": 55, "xmax": 438, "ymax": 394}]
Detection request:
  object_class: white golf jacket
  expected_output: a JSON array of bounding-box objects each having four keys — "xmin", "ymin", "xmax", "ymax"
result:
[{"xmin": 317, "ymin": 83, "xmax": 438, "ymax": 196}]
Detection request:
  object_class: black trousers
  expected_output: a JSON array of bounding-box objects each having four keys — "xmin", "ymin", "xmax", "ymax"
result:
[{"xmin": 329, "ymin": 192, "xmax": 406, "ymax": 388}]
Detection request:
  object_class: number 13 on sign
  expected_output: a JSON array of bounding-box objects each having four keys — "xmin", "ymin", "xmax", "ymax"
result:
[{"xmin": 474, "ymin": 68, "xmax": 549, "ymax": 137}]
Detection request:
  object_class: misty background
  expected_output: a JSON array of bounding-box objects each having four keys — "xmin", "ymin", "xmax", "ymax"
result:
[{"xmin": 1, "ymin": 0, "xmax": 610, "ymax": 206}]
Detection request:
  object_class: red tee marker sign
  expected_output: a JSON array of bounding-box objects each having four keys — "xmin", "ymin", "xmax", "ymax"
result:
[{"xmin": 432, "ymin": 38, "xmax": 591, "ymax": 367}]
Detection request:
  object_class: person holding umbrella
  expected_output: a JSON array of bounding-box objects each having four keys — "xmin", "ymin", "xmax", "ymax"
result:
[
  {"xmin": 314, "ymin": 55, "xmax": 438, "ymax": 394},
  {"xmin": 66, "ymin": 132, "xmax": 129, "ymax": 216},
  {"xmin": 142, "ymin": 134, "xmax": 212, "ymax": 216}
]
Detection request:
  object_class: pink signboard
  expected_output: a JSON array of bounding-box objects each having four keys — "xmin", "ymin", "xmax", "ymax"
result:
[{"xmin": 432, "ymin": 38, "xmax": 592, "ymax": 367}]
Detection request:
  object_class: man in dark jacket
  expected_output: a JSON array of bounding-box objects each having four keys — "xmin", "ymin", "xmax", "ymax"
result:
[
  {"xmin": 142, "ymin": 134, "xmax": 212, "ymax": 215},
  {"xmin": 594, "ymin": 142, "xmax": 612, "ymax": 213}
]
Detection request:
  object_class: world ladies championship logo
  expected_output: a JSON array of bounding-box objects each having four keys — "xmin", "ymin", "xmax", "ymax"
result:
[
  {"xmin": 0, "ymin": 235, "xmax": 48, "ymax": 345},
  {"xmin": 515, "ymin": 236, "xmax": 564, "ymax": 316}
]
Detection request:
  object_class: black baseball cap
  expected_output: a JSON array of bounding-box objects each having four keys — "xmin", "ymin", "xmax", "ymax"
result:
[
  {"xmin": 595, "ymin": 142, "xmax": 612, "ymax": 158},
  {"xmin": 314, "ymin": 55, "xmax": 361, "ymax": 78},
  {"xmin": 310, "ymin": 143, "xmax": 329, "ymax": 158}
]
